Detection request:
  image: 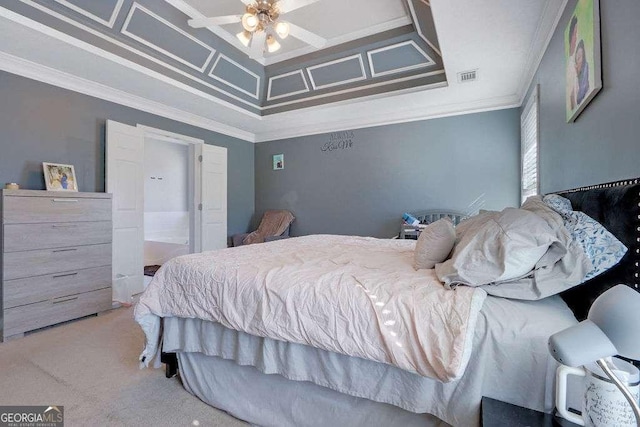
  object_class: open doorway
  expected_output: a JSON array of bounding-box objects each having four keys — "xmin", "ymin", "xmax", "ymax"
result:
[
  {"xmin": 143, "ymin": 137, "xmax": 192, "ymax": 267},
  {"xmin": 139, "ymin": 127, "xmax": 201, "ymax": 289},
  {"xmin": 106, "ymin": 121, "xmax": 228, "ymax": 304}
]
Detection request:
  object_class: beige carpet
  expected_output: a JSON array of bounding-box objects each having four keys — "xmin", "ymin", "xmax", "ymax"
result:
[{"xmin": 0, "ymin": 307, "xmax": 247, "ymax": 427}]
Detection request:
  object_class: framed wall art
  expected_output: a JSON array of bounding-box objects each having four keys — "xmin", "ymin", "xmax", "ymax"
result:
[
  {"xmin": 565, "ymin": 0, "xmax": 602, "ymax": 122},
  {"xmin": 273, "ymin": 154, "xmax": 284, "ymax": 170}
]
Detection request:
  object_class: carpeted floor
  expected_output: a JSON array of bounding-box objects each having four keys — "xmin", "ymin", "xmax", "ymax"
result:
[{"xmin": 0, "ymin": 307, "xmax": 247, "ymax": 427}]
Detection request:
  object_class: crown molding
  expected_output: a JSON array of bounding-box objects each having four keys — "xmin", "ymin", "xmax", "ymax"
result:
[
  {"xmin": 0, "ymin": 51, "xmax": 256, "ymax": 142},
  {"xmin": 255, "ymin": 93, "xmax": 521, "ymax": 142},
  {"xmin": 517, "ymin": 0, "xmax": 568, "ymax": 104}
]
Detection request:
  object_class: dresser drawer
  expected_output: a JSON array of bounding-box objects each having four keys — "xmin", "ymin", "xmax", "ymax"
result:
[
  {"xmin": 3, "ymin": 195, "xmax": 111, "ymax": 224},
  {"xmin": 3, "ymin": 288, "xmax": 112, "ymax": 337},
  {"xmin": 3, "ymin": 244, "xmax": 112, "ymax": 280},
  {"xmin": 3, "ymin": 221, "xmax": 112, "ymax": 252},
  {"xmin": 3, "ymin": 266, "xmax": 112, "ymax": 309}
]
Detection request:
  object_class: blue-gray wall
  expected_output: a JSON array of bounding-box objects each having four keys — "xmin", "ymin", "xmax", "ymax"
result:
[
  {"xmin": 255, "ymin": 109, "xmax": 521, "ymax": 238},
  {"xmin": 524, "ymin": 0, "xmax": 640, "ymax": 193},
  {"xmin": 0, "ymin": 71, "xmax": 255, "ymax": 237}
]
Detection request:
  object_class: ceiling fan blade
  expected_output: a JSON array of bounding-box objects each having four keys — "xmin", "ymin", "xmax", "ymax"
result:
[
  {"xmin": 188, "ymin": 15, "xmax": 241, "ymax": 28},
  {"xmin": 250, "ymin": 31, "xmax": 267, "ymax": 59},
  {"xmin": 277, "ymin": 0, "xmax": 320, "ymax": 14},
  {"xmin": 286, "ymin": 22, "xmax": 326, "ymax": 49}
]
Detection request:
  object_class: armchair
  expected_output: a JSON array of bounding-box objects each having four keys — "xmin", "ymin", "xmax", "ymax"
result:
[{"xmin": 232, "ymin": 210, "xmax": 295, "ymax": 247}]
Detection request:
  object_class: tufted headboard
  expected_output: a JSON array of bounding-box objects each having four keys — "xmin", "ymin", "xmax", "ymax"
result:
[{"xmin": 552, "ymin": 177, "xmax": 640, "ymax": 321}]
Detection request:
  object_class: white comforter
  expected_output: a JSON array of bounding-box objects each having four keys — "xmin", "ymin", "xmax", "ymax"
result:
[{"xmin": 135, "ymin": 235, "xmax": 487, "ymax": 382}]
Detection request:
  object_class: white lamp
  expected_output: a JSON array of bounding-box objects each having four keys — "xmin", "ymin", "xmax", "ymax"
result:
[{"xmin": 548, "ymin": 285, "xmax": 640, "ymax": 426}]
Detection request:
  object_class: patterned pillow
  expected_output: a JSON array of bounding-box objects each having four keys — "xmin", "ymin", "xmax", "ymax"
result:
[
  {"xmin": 543, "ymin": 195, "xmax": 627, "ymax": 280},
  {"xmin": 542, "ymin": 194, "xmax": 573, "ymax": 213}
]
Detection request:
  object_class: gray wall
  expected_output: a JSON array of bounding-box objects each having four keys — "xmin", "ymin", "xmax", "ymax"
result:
[
  {"xmin": 255, "ymin": 109, "xmax": 521, "ymax": 238},
  {"xmin": 0, "ymin": 71, "xmax": 255, "ymax": 237},
  {"xmin": 524, "ymin": 0, "xmax": 640, "ymax": 193}
]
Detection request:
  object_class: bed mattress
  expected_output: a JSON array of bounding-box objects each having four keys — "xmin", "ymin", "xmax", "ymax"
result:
[{"xmin": 163, "ymin": 294, "xmax": 577, "ymax": 427}]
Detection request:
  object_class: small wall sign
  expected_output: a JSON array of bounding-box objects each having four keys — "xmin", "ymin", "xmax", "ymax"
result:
[
  {"xmin": 322, "ymin": 131, "xmax": 355, "ymax": 152},
  {"xmin": 273, "ymin": 154, "xmax": 284, "ymax": 170}
]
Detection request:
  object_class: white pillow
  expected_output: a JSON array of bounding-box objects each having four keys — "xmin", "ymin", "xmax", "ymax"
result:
[{"xmin": 414, "ymin": 218, "xmax": 456, "ymax": 270}]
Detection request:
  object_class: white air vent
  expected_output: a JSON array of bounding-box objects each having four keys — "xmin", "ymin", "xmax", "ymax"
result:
[{"xmin": 457, "ymin": 69, "xmax": 478, "ymax": 83}]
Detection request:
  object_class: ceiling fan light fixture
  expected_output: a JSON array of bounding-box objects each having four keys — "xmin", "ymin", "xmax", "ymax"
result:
[
  {"xmin": 242, "ymin": 12, "xmax": 259, "ymax": 31},
  {"xmin": 275, "ymin": 22, "xmax": 289, "ymax": 39},
  {"xmin": 236, "ymin": 30, "xmax": 251, "ymax": 47},
  {"xmin": 266, "ymin": 35, "xmax": 281, "ymax": 53}
]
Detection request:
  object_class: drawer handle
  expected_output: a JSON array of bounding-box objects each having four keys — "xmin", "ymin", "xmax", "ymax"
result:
[
  {"xmin": 52, "ymin": 296, "xmax": 79, "ymax": 304},
  {"xmin": 52, "ymin": 199, "xmax": 79, "ymax": 203},
  {"xmin": 52, "ymin": 248, "xmax": 78, "ymax": 253},
  {"xmin": 53, "ymin": 272, "xmax": 78, "ymax": 279},
  {"xmin": 52, "ymin": 224, "xmax": 78, "ymax": 228}
]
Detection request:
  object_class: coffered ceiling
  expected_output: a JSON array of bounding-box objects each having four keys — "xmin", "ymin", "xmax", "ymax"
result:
[{"xmin": 0, "ymin": 0, "xmax": 567, "ymax": 142}]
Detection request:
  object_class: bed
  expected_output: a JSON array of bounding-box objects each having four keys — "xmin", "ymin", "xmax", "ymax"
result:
[{"xmin": 135, "ymin": 177, "xmax": 640, "ymax": 427}]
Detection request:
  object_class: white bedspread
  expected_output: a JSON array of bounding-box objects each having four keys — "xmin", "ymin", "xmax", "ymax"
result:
[{"xmin": 135, "ymin": 235, "xmax": 487, "ymax": 382}]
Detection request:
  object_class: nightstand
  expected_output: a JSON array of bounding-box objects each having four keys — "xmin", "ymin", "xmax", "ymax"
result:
[
  {"xmin": 399, "ymin": 224, "xmax": 427, "ymax": 240},
  {"xmin": 481, "ymin": 397, "xmax": 579, "ymax": 427}
]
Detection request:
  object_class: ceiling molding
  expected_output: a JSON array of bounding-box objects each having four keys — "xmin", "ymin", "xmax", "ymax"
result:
[
  {"xmin": 517, "ymin": 0, "xmax": 568, "ymax": 104},
  {"xmin": 366, "ymin": 40, "xmax": 435, "ymax": 78},
  {"xmin": 263, "ymin": 69, "xmax": 445, "ymax": 110},
  {"xmin": 256, "ymin": 93, "xmax": 520, "ymax": 142},
  {"xmin": 0, "ymin": 51, "xmax": 256, "ymax": 142},
  {"xmin": 406, "ymin": 0, "xmax": 442, "ymax": 58},
  {"xmin": 208, "ymin": 53, "xmax": 261, "ymax": 99},
  {"xmin": 267, "ymin": 69, "xmax": 310, "ymax": 101},
  {"xmin": 8, "ymin": 0, "xmax": 444, "ymax": 114},
  {"xmin": 306, "ymin": 54, "xmax": 367, "ymax": 90},
  {"xmin": 261, "ymin": 16, "xmax": 414, "ymax": 66},
  {"xmin": 54, "ymin": 0, "xmax": 124, "ymax": 28},
  {"xmin": 10, "ymin": 1, "xmax": 262, "ymax": 115},
  {"xmin": 121, "ymin": 2, "xmax": 216, "ymax": 73}
]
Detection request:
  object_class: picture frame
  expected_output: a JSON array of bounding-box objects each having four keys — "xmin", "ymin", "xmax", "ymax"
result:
[
  {"xmin": 565, "ymin": 0, "xmax": 602, "ymax": 123},
  {"xmin": 42, "ymin": 162, "xmax": 79, "ymax": 192},
  {"xmin": 273, "ymin": 154, "xmax": 284, "ymax": 170}
]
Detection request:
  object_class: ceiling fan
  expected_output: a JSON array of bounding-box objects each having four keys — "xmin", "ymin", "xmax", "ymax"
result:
[{"xmin": 188, "ymin": 0, "xmax": 327, "ymax": 58}]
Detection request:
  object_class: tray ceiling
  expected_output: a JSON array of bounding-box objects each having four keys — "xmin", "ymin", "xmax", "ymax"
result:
[
  {"xmin": 0, "ymin": 0, "xmax": 445, "ymax": 116},
  {"xmin": 0, "ymin": 0, "xmax": 567, "ymax": 142}
]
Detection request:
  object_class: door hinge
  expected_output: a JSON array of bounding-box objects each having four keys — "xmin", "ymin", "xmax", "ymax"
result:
[
  {"xmin": 198, "ymin": 203, "xmax": 203, "ymax": 211},
  {"xmin": 198, "ymin": 155, "xmax": 203, "ymax": 162}
]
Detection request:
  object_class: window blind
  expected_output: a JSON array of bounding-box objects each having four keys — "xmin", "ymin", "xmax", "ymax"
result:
[{"xmin": 521, "ymin": 87, "xmax": 539, "ymax": 203}]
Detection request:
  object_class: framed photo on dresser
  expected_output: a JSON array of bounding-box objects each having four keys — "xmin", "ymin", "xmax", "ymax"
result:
[{"xmin": 42, "ymin": 162, "xmax": 78, "ymax": 192}]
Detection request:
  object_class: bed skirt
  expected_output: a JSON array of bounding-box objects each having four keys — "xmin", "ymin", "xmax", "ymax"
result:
[{"xmin": 177, "ymin": 351, "xmax": 450, "ymax": 427}]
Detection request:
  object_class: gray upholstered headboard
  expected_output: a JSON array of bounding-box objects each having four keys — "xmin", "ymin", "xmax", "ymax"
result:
[
  {"xmin": 410, "ymin": 210, "xmax": 468, "ymax": 226},
  {"xmin": 551, "ymin": 177, "xmax": 640, "ymax": 321}
]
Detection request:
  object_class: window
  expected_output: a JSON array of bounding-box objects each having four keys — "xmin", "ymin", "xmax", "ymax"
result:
[{"xmin": 520, "ymin": 86, "xmax": 539, "ymax": 203}]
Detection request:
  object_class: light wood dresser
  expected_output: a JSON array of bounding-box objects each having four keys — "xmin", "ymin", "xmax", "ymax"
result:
[{"xmin": 1, "ymin": 189, "xmax": 113, "ymax": 341}]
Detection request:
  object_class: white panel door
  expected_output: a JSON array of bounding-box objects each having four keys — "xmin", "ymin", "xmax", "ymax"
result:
[
  {"xmin": 201, "ymin": 144, "xmax": 227, "ymax": 251},
  {"xmin": 106, "ymin": 120, "xmax": 145, "ymax": 303}
]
